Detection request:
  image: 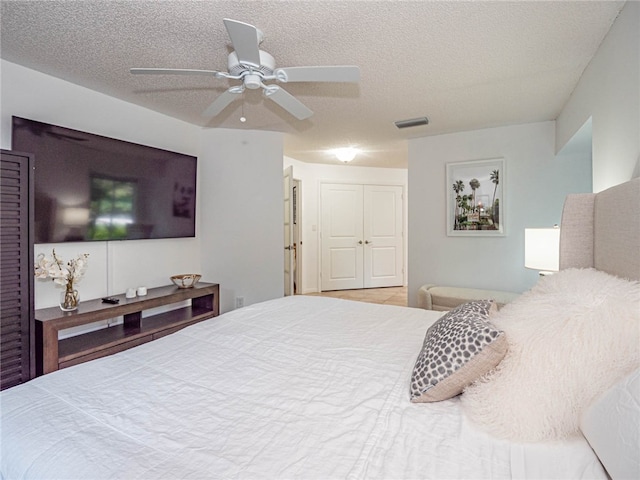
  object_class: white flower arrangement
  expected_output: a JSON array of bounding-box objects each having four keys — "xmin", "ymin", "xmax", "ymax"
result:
[
  {"xmin": 35, "ymin": 249, "xmax": 89, "ymax": 310},
  {"xmin": 35, "ymin": 249, "xmax": 89, "ymax": 286}
]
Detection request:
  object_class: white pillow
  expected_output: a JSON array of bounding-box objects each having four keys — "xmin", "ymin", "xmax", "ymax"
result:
[{"xmin": 461, "ymin": 268, "xmax": 640, "ymax": 442}]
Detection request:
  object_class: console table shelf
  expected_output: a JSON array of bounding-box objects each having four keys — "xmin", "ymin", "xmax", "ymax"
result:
[{"xmin": 35, "ymin": 283, "xmax": 219, "ymax": 375}]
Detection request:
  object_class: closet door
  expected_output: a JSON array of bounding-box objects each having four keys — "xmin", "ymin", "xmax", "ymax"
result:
[
  {"xmin": 321, "ymin": 183, "xmax": 403, "ymax": 291},
  {"xmin": 0, "ymin": 150, "xmax": 35, "ymax": 390},
  {"xmin": 320, "ymin": 184, "xmax": 364, "ymax": 291},
  {"xmin": 363, "ymin": 185, "xmax": 403, "ymax": 288}
]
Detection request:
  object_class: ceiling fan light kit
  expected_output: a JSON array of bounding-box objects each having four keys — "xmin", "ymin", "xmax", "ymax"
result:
[
  {"xmin": 131, "ymin": 18, "xmax": 360, "ymax": 121},
  {"xmin": 394, "ymin": 117, "xmax": 429, "ymax": 129}
]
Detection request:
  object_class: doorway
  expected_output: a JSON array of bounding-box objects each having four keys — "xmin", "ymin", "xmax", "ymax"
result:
[{"xmin": 284, "ymin": 167, "xmax": 302, "ymax": 296}]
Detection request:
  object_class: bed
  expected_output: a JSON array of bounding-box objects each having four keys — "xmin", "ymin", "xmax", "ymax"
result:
[{"xmin": 1, "ymin": 178, "xmax": 638, "ymax": 479}]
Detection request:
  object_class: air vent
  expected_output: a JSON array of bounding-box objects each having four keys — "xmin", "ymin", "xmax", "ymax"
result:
[{"xmin": 394, "ymin": 117, "xmax": 429, "ymax": 129}]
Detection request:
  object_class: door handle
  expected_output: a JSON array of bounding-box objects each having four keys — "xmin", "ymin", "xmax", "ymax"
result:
[
  {"xmin": 365, "ymin": 240, "xmax": 371, "ymax": 245},
  {"xmin": 358, "ymin": 240, "xmax": 363, "ymax": 245},
  {"xmin": 284, "ymin": 245, "xmax": 293, "ymax": 250}
]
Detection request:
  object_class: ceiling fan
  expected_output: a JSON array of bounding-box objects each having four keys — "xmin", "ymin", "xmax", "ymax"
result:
[{"xmin": 131, "ymin": 18, "xmax": 360, "ymax": 121}]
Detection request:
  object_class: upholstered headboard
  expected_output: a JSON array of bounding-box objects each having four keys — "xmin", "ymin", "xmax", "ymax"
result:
[{"xmin": 559, "ymin": 178, "xmax": 640, "ymax": 281}]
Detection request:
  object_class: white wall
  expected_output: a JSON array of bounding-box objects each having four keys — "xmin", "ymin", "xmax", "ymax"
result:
[
  {"xmin": 407, "ymin": 3, "xmax": 637, "ymax": 307},
  {"xmin": 1, "ymin": 60, "xmax": 202, "ymax": 309},
  {"xmin": 283, "ymin": 157, "xmax": 408, "ymax": 293},
  {"xmin": 200, "ymin": 128, "xmax": 284, "ymax": 313},
  {"xmin": 2, "ymin": 60, "xmax": 284, "ymax": 315},
  {"xmin": 407, "ymin": 121, "xmax": 591, "ymax": 307},
  {"xmin": 556, "ymin": 1, "xmax": 639, "ymax": 192}
]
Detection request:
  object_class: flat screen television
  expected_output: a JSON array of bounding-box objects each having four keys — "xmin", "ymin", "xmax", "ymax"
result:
[{"xmin": 12, "ymin": 116, "xmax": 197, "ymax": 244}]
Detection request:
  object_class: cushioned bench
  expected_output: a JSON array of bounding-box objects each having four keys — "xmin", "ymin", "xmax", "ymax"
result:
[{"xmin": 417, "ymin": 284, "xmax": 520, "ymax": 311}]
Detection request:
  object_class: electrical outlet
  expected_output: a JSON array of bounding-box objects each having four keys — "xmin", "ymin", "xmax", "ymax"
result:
[{"xmin": 235, "ymin": 296, "xmax": 244, "ymax": 308}]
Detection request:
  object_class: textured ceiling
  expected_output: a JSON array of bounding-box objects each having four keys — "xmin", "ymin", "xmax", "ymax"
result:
[{"xmin": 0, "ymin": 0, "xmax": 625, "ymax": 168}]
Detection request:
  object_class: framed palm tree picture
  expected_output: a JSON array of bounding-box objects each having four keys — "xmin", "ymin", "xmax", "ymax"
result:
[{"xmin": 446, "ymin": 158, "xmax": 505, "ymax": 236}]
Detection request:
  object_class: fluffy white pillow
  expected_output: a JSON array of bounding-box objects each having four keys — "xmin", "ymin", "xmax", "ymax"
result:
[{"xmin": 461, "ymin": 268, "xmax": 640, "ymax": 442}]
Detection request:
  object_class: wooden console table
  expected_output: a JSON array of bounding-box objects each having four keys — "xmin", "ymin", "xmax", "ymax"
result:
[{"xmin": 35, "ymin": 282, "xmax": 219, "ymax": 375}]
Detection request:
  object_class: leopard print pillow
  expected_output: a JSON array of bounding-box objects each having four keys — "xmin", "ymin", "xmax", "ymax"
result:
[{"xmin": 410, "ymin": 300, "xmax": 507, "ymax": 403}]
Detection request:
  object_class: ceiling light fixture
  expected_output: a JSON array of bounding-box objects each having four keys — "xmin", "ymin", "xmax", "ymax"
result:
[
  {"xmin": 333, "ymin": 147, "xmax": 359, "ymax": 163},
  {"xmin": 394, "ymin": 117, "xmax": 429, "ymax": 129}
]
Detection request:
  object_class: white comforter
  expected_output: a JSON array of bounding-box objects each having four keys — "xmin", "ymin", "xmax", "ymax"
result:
[{"xmin": 1, "ymin": 296, "xmax": 606, "ymax": 479}]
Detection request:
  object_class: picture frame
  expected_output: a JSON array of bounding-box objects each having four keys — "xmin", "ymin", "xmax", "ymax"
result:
[{"xmin": 446, "ymin": 158, "xmax": 505, "ymax": 236}]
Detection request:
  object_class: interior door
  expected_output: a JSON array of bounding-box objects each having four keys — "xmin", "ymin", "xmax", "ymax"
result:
[
  {"xmin": 363, "ymin": 185, "xmax": 403, "ymax": 287},
  {"xmin": 321, "ymin": 183, "xmax": 403, "ymax": 291},
  {"xmin": 292, "ymin": 179, "xmax": 302, "ymax": 294},
  {"xmin": 283, "ymin": 166, "xmax": 294, "ymax": 296},
  {"xmin": 321, "ymin": 184, "xmax": 364, "ymax": 291}
]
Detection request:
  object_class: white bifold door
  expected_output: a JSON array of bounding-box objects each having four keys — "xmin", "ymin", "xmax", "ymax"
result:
[{"xmin": 321, "ymin": 183, "xmax": 403, "ymax": 291}]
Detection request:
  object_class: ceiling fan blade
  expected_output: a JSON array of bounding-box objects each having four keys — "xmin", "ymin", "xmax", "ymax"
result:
[
  {"xmin": 202, "ymin": 87, "xmax": 244, "ymax": 117},
  {"xmin": 130, "ymin": 68, "xmax": 221, "ymax": 77},
  {"xmin": 263, "ymin": 86, "xmax": 313, "ymax": 120},
  {"xmin": 274, "ymin": 66, "xmax": 360, "ymax": 83},
  {"xmin": 223, "ymin": 18, "xmax": 262, "ymax": 68}
]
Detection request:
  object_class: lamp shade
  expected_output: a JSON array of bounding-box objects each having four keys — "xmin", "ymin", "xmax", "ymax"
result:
[{"xmin": 525, "ymin": 227, "xmax": 560, "ymax": 272}]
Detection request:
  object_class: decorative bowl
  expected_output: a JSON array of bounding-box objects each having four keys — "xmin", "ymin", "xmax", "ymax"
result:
[{"xmin": 170, "ymin": 274, "xmax": 201, "ymax": 289}]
